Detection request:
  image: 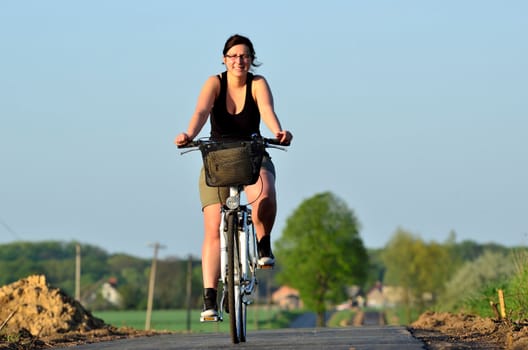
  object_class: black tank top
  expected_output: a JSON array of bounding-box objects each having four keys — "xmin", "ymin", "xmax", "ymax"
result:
[{"xmin": 210, "ymin": 71, "xmax": 261, "ymax": 140}]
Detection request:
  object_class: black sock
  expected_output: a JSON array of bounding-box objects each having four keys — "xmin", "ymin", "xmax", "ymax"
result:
[
  {"xmin": 203, "ymin": 288, "xmax": 217, "ymax": 310},
  {"xmin": 204, "ymin": 288, "xmax": 217, "ymax": 298},
  {"xmin": 258, "ymin": 236, "xmax": 271, "ymax": 255}
]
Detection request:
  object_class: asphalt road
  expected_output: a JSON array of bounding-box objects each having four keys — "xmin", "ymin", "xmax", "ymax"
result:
[
  {"xmin": 289, "ymin": 312, "xmax": 333, "ymax": 328},
  {"xmin": 61, "ymin": 326, "xmax": 425, "ymax": 350},
  {"xmin": 55, "ymin": 311, "xmax": 424, "ymax": 349}
]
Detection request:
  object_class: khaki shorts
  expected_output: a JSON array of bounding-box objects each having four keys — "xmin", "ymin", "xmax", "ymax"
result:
[{"xmin": 199, "ymin": 154, "xmax": 276, "ymax": 209}]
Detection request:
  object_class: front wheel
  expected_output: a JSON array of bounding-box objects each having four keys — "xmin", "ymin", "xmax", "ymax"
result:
[
  {"xmin": 239, "ymin": 293, "xmax": 247, "ymax": 342},
  {"xmin": 227, "ymin": 212, "xmax": 242, "ymax": 344}
]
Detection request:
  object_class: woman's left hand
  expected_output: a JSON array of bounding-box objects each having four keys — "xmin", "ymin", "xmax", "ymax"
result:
[{"xmin": 276, "ymin": 130, "xmax": 293, "ymax": 145}]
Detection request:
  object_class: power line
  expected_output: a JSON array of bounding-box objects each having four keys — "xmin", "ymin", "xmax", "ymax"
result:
[{"xmin": 0, "ymin": 216, "xmax": 21, "ymax": 240}]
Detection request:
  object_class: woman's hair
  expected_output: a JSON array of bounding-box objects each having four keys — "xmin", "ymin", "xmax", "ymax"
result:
[{"xmin": 222, "ymin": 34, "xmax": 261, "ymax": 67}]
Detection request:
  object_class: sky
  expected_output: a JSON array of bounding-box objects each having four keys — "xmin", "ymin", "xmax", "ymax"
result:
[{"xmin": 1, "ymin": 1, "xmax": 527, "ymax": 259}]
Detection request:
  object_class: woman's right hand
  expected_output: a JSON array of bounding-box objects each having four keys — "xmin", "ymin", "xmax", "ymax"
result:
[{"xmin": 175, "ymin": 132, "xmax": 191, "ymax": 146}]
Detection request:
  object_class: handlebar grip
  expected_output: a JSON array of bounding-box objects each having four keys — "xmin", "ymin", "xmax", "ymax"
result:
[
  {"xmin": 177, "ymin": 141, "xmax": 200, "ymax": 149},
  {"xmin": 266, "ymin": 138, "xmax": 279, "ymax": 145},
  {"xmin": 265, "ymin": 138, "xmax": 290, "ymax": 146}
]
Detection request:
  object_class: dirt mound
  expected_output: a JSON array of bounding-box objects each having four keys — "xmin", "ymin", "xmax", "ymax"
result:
[
  {"xmin": 0, "ymin": 275, "xmax": 105, "ymax": 337},
  {"xmin": 410, "ymin": 311, "xmax": 528, "ymax": 349},
  {"xmin": 412, "ymin": 311, "xmax": 497, "ymax": 334},
  {"xmin": 0, "ymin": 275, "xmax": 166, "ymax": 349}
]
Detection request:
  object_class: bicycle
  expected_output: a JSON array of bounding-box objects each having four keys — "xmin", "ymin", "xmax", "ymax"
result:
[{"xmin": 178, "ymin": 135, "xmax": 287, "ymax": 344}]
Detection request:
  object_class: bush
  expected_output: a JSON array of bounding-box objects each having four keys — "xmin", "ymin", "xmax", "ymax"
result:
[
  {"xmin": 437, "ymin": 250, "xmax": 515, "ymax": 313},
  {"xmin": 504, "ymin": 249, "xmax": 528, "ymax": 321}
]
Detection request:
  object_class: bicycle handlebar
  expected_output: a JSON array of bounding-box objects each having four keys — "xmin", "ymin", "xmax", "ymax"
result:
[{"xmin": 177, "ymin": 136, "xmax": 289, "ymax": 150}]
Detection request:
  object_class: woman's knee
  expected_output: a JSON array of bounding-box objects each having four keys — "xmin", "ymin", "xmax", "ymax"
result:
[{"xmin": 203, "ymin": 204, "xmax": 221, "ymax": 237}]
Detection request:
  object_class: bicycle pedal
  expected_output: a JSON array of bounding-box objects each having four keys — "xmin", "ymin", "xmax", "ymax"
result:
[{"xmin": 200, "ymin": 315, "xmax": 220, "ymax": 322}]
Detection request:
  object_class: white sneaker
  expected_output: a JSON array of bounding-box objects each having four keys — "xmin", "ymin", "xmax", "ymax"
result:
[
  {"xmin": 258, "ymin": 252, "xmax": 275, "ymax": 267},
  {"xmin": 200, "ymin": 308, "xmax": 218, "ymax": 318},
  {"xmin": 200, "ymin": 308, "xmax": 219, "ymax": 322}
]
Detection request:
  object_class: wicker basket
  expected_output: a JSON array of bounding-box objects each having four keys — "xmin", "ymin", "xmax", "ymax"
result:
[{"xmin": 200, "ymin": 141, "xmax": 264, "ymax": 187}]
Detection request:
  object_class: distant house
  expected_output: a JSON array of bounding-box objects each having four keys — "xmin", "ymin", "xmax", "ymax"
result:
[
  {"xmin": 366, "ymin": 282, "xmax": 405, "ymax": 308},
  {"xmin": 83, "ymin": 277, "xmax": 123, "ymax": 308},
  {"xmin": 335, "ymin": 285, "xmax": 365, "ymax": 310},
  {"xmin": 272, "ymin": 286, "xmax": 303, "ymax": 310},
  {"xmin": 101, "ymin": 277, "xmax": 122, "ymax": 307}
]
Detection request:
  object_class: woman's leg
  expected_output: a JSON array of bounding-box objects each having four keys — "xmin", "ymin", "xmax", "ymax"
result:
[
  {"xmin": 245, "ymin": 169, "xmax": 277, "ymax": 265},
  {"xmin": 202, "ymin": 203, "xmax": 222, "ymax": 289},
  {"xmin": 201, "ymin": 203, "xmax": 221, "ymax": 315},
  {"xmin": 245, "ymin": 169, "xmax": 277, "ymax": 240}
]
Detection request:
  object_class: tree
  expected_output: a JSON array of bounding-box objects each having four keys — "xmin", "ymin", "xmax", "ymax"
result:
[
  {"xmin": 275, "ymin": 192, "xmax": 368, "ymax": 327},
  {"xmin": 381, "ymin": 229, "xmax": 451, "ymax": 322},
  {"xmin": 0, "ymin": 241, "xmax": 209, "ymax": 311},
  {"xmin": 365, "ymin": 248, "xmax": 386, "ymax": 288},
  {"xmin": 153, "ymin": 257, "xmax": 202, "ymax": 309}
]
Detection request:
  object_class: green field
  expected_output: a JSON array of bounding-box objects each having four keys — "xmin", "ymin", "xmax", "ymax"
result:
[{"xmin": 94, "ymin": 307, "xmax": 302, "ymax": 333}]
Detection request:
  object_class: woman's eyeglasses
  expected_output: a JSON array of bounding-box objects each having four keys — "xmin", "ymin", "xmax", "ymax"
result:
[{"xmin": 224, "ymin": 54, "xmax": 252, "ymax": 62}]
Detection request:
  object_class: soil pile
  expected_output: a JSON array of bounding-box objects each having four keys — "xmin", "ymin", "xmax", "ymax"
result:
[
  {"xmin": 410, "ymin": 311, "xmax": 528, "ymax": 350},
  {"xmin": 0, "ymin": 275, "xmax": 161, "ymax": 349},
  {"xmin": 0, "ymin": 275, "xmax": 105, "ymax": 336}
]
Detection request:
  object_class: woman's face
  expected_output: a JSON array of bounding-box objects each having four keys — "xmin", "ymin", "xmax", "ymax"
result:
[{"xmin": 223, "ymin": 44, "xmax": 252, "ymax": 77}]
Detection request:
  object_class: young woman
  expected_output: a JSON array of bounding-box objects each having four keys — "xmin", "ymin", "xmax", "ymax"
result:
[{"xmin": 175, "ymin": 34, "xmax": 293, "ymax": 318}]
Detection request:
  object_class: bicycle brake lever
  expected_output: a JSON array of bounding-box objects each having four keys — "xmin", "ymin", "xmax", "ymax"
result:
[
  {"xmin": 180, "ymin": 148, "xmax": 199, "ymax": 155},
  {"xmin": 267, "ymin": 144, "xmax": 287, "ymax": 151}
]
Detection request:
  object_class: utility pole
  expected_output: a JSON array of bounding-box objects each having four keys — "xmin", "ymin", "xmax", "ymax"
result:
[
  {"xmin": 75, "ymin": 243, "xmax": 81, "ymax": 301},
  {"xmin": 145, "ymin": 242, "xmax": 165, "ymax": 330}
]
